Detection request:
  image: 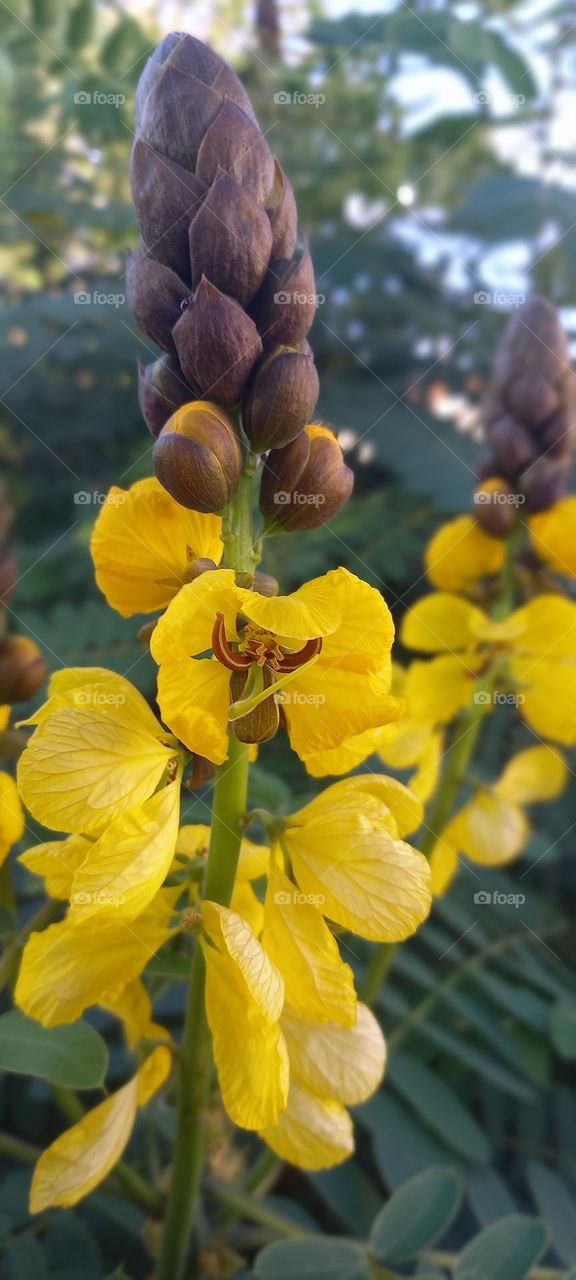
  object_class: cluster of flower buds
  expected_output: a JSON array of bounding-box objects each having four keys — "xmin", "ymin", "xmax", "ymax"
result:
[
  {"xmin": 475, "ymin": 298, "xmax": 576, "ymax": 535},
  {"xmin": 129, "ymin": 32, "xmax": 353, "ymax": 531},
  {"xmin": 129, "ymin": 34, "xmax": 318, "ymax": 434}
]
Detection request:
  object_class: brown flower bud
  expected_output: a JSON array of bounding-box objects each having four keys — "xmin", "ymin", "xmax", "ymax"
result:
[
  {"xmin": 487, "ymin": 414, "xmax": 537, "ymax": 477},
  {"xmin": 251, "ymin": 246, "xmax": 317, "ymax": 345},
  {"xmin": 196, "ymin": 99, "xmax": 275, "ymax": 204},
  {"xmin": 242, "ymin": 345, "xmax": 320, "ymax": 451},
  {"xmin": 189, "ymin": 171, "xmax": 273, "ymax": 306},
  {"xmin": 130, "ymin": 138, "xmax": 206, "ymax": 281},
  {"xmin": 260, "ymin": 424, "xmax": 353, "ymax": 530},
  {"xmin": 173, "ymin": 277, "xmax": 262, "ymax": 407},
  {"xmin": 267, "ymin": 161, "xmax": 298, "ymax": 260},
  {"xmin": 127, "ymin": 247, "xmax": 189, "ymax": 353},
  {"xmin": 519, "ymin": 455, "xmax": 569, "ymax": 513},
  {"xmin": 138, "ymin": 355, "xmax": 195, "ymax": 438},
  {"xmin": 540, "ymin": 408, "xmax": 576, "ymax": 459},
  {"xmin": 232, "ymin": 668, "xmax": 279, "ymax": 744},
  {"xmin": 0, "ymin": 551, "xmax": 19, "ymax": 605},
  {"xmin": 153, "ymin": 401, "xmax": 242, "ymax": 513},
  {"xmin": 139, "ymin": 65, "xmax": 223, "ymax": 171},
  {"xmin": 0, "ymin": 635, "xmax": 47, "ymax": 703},
  {"xmin": 506, "ymin": 374, "xmax": 560, "ymax": 427},
  {"xmin": 473, "ymin": 477, "xmax": 519, "ymax": 537}
]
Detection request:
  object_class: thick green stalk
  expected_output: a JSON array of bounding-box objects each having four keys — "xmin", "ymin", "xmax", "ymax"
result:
[{"xmin": 155, "ymin": 462, "xmax": 254, "ymax": 1280}]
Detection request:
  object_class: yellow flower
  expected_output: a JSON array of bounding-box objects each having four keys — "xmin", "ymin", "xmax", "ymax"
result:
[
  {"xmin": 530, "ymin": 496, "xmax": 576, "ymax": 578},
  {"xmin": 442, "ymin": 744, "xmax": 567, "ymax": 870},
  {"xmin": 101, "ymin": 978, "xmax": 169, "ymax": 1049},
  {"xmin": 0, "ymin": 771, "xmax": 25, "ymax": 866},
  {"xmin": 402, "ymin": 592, "xmax": 576, "ymax": 745},
  {"xmin": 20, "ymin": 835, "xmax": 91, "ymax": 899},
  {"xmin": 15, "ymin": 888, "xmax": 177, "ymax": 1026},
  {"xmin": 262, "ymin": 859, "xmax": 356, "ymax": 1027},
  {"xmin": 425, "ymin": 515, "xmax": 505, "ymax": 592},
  {"xmin": 260, "ymin": 1003, "xmax": 386, "ymax": 1170},
  {"xmin": 17, "ymin": 668, "xmax": 179, "ymax": 835},
  {"xmin": 150, "ymin": 566, "xmax": 402, "ymax": 766},
  {"xmin": 278, "ymin": 776, "xmax": 431, "ymax": 942},
  {"xmin": 30, "ymin": 1046, "xmax": 171, "ymax": 1212},
  {"xmin": 201, "ymin": 901, "xmax": 289, "ymax": 1130},
  {"xmin": 91, "ymin": 477, "xmax": 223, "ymax": 616}
]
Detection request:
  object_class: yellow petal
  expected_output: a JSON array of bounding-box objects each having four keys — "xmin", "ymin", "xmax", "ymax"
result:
[
  {"xmin": 495, "ymin": 744, "xmax": 568, "ymax": 804},
  {"xmin": 20, "ymin": 834, "xmax": 92, "ymax": 899},
  {"xmin": 294, "ymin": 775, "xmax": 422, "ymax": 840},
  {"xmin": 530, "ymin": 496, "xmax": 576, "ymax": 577},
  {"xmin": 69, "ymin": 779, "xmax": 180, "ymax": 921},
  {"xmin": 408, "ymin": 728, "xmax": 444, "ymax": 805},
  {"xmin": 286, "ymin": 667, "xmax": 403, "ymax": 764},
  {"xmin": 91, "ymin": 477, "xmax": 223, "ymax": 616},
  {"xmin": 0, "ymin": 772, "xmax": 25, "ymax": 865},
  {"xmin": 202, "ymin": 904, "xmax": 288, "ymax": 1129},
  {"xmin": 244, "ymin": 567, "xmax": 389, "ymax": 654},
  {"xmin": 237, "ymin": 836, "xmax": 270, "ymax": 881},
  {"xmin": 506, "ymin": 595, "xmax": 576, "ymax": 660},
  {"xmin": 231, "ymin": 878, "xmax": 264, "ymax": 935},
  {"xmin": 101, "ymin": 978, "xmax": 161, "ymax": 1049},
  {"xmin": 19, "ymin": 668, "xmax": 162, "ymax": 729},
  {"xmin": 403, "ymin": 656, "xmax": 475, "ymax": 723},
  {"xmin": 16, "ymin": 894, "xmax": 176, "ymax": 1026},
  {"xmin": 282, "ymin": 1003, "xmax": 386, "ymax": 1105},
  {"xmin": 445, "ymin": 792, "xmax": 529, "ymax": 867},
  {"xmin": 260, "ymin": 1080, "xmax": 353, "ymax": 1170},
  {"xmin": 156, "ymin": 657, "xmax": 231, "ymax": 764},
  {"xmin": 429, "ymin": 834, "xmax": 459, "ymax": 896},
  {"xmin": 175, "ymin": 823, "xmax": 211, "ymax": 859},
  {"xmin": 137, "ymin": 1044, "xmax": 172, "ymax": 1104},
  {"xmin": 262, "ymin": 862, "xmax": 356, "ymax": 1027},
  {"xmin": 402, "ymin": 593, "xmax": 486, "ymax": 654},
  {"xmin": 151, "ymin": 568, "xmax": 243, "ymax": 662},
  {"xmin": 509, "ymin": 655, "xmax": 576, "ymax": 746},
  {"xmin": 285, "ymin": 798, "xmax": 431, "ymax": 942},
  {"xmin": 303, "ymin": 725, "xmax": 391, "ymax": 778},
  {"xmin": 17, "ymin": 683, "xmax": 175, "ymax": 835},
  {"xmin": 29, "ymin": 1047, "xmax": 169, "ymax": 1212},
  {"xmin": 425, "ymin": 515, "xmax": 505, "ymax": 592}
]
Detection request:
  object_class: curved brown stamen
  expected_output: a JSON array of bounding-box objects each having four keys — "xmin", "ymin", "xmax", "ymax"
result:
[
  {"xmin": 274, "ymin": 636, "xmax": 323, "ymax": 672},
  {"xmin": 211, "ymin": 612, "xmax": 253, "ymax": 672}
]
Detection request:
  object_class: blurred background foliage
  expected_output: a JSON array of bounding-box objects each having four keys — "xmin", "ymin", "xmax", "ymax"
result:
[{"xmin": 2, "ymin": 0, "xmax": 576, "ymax": 1276}]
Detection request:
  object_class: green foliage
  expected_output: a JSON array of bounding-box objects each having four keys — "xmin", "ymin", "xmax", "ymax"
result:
[{"xmin": 0, "ymin": 1011, "xmax": 108, "ymax": 1089}]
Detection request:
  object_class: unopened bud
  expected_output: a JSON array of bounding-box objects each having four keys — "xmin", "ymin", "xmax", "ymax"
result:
[
  {"xmin": 267, "ymin": 161, "xmax": 298, "ymax": 260},
  {"xmin": 487, "ymin": 414, "xmax": 537, "ymax": 477},
  {"xmin": 473, "ymin": 477, "xmax": 519, "ymax": 537},
  {"xmin": 130, "ymin": 138, "xmax": 206, "ymax": 282},
  {"xmin": 506, "ymin": 375, "xmax": 560, "ymax": 427},
  {"xmin": 153, "ymin": 401, "xmax": 242, "ymax": 513},
  {"xmin": 260, "ymin": 424, "xmax": 353, "ymax": 530},
  {"xmin": 138, "ymin": 355, "xmax": 194, "ymax": 438},
  {"xmin": 243, "ymin": 346, "xmax": 319, "ymax": 451},
  {"xmin": 195, "ymin": 98, "xmax": 275, "ymax": 204},
  {"xmin": 189, "ymin": 171, "xmax": 273, "ymax": 306},
  {"xmin": 251, "ymin": 246, "xmax": 317, "ymax": 345},
  {"xmin": 127, "ymin": 247, "xmax": 189, "ymax": 354},
  {"xmin": 540, "ymin": 409, "xmax": 576, "ymax": 460},
  {"xmin": 0, "ymin": 551, "xmax": 19, "ymax": 605},
  {"xmin": 519, "ymin": 455, "xmax": 569, "ymax": 513},
  {"xmin": 0, "ymin": 635, "xmax": 47, "ymax": 703},
  {"xmin": 173, "ymin": 278, "xmax": 262, "ymax": 407}
]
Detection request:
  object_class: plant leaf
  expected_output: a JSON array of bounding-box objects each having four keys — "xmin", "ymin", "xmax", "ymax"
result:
[
  {"xmin": 0, "ymin": 1010, "xmax": 108, "ymax": 1089},
  {"xmin": 454, "ymin": 1215, "xmax": 548, "ymax": 1280},
  {"xmin": 370, "ymin": 1166, "xmax": 463, "ymax": 1264}
]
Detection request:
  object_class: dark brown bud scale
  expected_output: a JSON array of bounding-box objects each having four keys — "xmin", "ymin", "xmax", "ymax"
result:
[
  {"xmin": 153, "ymin": 401, "xmax": 242, "ymax": 513},
  {"xmin": 260, "ymin": 424, "xmax": 354, "ymax": 531},
  {"xmin": 243, "ymin": 345, "xmax": 320, "ymax": 451},
  {"xmin": 173, "ymin": 278, "xmax": 263, "ymax": 408},
  {"xmin": 0, "ymin": 635, "xmax": 47, "ymax": 704}
]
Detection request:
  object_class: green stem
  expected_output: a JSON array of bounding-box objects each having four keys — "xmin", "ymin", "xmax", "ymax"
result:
[
  {"xmin": 206, "ymin": 1178, "xmax": 308, "ymax": 1238},
  {"xmin": 0, "ymin": 1130, "xmax": 38, "ymax": 1164},
  {"xmin": 155, "ymin": 463, "xmax": 254, "ymax": 1280}
]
